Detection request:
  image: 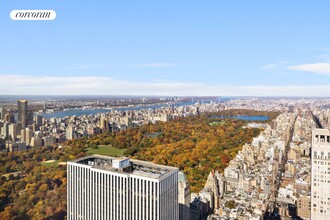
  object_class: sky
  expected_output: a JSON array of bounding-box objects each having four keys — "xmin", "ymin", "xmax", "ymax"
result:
[{"xmin": 1, "ymin": 0, "xmax": 330, "ymax": 96}]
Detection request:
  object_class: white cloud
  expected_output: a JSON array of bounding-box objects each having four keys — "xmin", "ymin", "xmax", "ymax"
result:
[
  {"xmin": 261, "ymin": 61, "xmax": 288, "ymax": 70},
  {"xmin": 128, "ymin": 63, "xmax": 176, "ymax": 68},
  {"xmin": 288, "ymin": 63, "xmax": 330, "ymax": 75},
  {"xmin": 0, "ymin": 74, "xmax": 329, "ymax": 97}
]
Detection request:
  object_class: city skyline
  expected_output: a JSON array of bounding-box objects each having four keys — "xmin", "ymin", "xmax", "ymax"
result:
[
  {"xmin": 1, "ymin": 1, "xmax": 330, "ymax": 96},
  {"xmin": 1, "ymin": 96, "xmax": 329, "ymax": 219}
]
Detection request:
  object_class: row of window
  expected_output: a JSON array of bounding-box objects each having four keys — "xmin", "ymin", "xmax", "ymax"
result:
[
  {"xmin": 315, "ymin": 135, "xmax": 330, "ymax": 143},
  {"xmin": 313, "ymin": 150, "xmax": 330, "ymax": 159},
  {"xmin": 313, "ymin": 161, "xmax": 330, "ymax": 166},
  {"xmin": 68, "ymin": 164, "xmax": 179, "ymax": 220}
]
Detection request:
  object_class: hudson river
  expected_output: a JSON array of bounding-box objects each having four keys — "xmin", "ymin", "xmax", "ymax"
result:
[{"xmin": 40, "ymin": 102, "xmax": 197, "ymax": 119}]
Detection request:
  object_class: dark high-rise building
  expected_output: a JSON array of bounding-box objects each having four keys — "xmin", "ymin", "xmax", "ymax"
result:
[
  {"xmin": 17, "ymin": 100, "xmax": 28, "ymax": 129},
  {"xmin": 34, "ymin": 115, "xmax": 43, "ymax": 127}
]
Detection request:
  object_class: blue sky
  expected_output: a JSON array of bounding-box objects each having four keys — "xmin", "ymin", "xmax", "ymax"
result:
[{"xmin": 1, "ymin": 1, "xmax": 330, "ymax": 96}]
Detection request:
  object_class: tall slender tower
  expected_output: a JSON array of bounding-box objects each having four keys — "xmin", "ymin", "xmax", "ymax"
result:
[
  {"xmin": 17, "ymin": 100, "xmax": 28, "ymax": 129},
  {"xmin": 311, "ymin": 128, "xmax": 330, "ymax": 219},
  {"xmin": 8, "ymin": 123, "xmax": 17, "ymax": 141},
  {"xmin": 25, "ymin": 127, "xmax": 33, "ymax": 146}
]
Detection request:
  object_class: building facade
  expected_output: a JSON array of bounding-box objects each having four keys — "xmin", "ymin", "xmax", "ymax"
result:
[
  {"xmin": 17, "ymin": 100, "xmax": 28, "ymax": 129},
  {"xmin": 8, "ymin": 123, "xmax": 16, "ymax": 141},
  {"xmin": 178, "ymin": 171, "xmax": 190, "ymax": 220},
  {"xmin": 297, "ymin": 194, "xmax": 311, "ymax": 219},
  {"xmin": 311, "ymin": 128, "xmax": 330, "ymax": 219},
  {"xmin": 0, "ymin": 107, "xmax": 6, "ymax": 120},
  {"xmin": 67, "ymin": 155, "xmax": 179, "ymax": 220},
  {"xmin": 66, "ymin": 126, "xmax": 75, "ymax": 140}
]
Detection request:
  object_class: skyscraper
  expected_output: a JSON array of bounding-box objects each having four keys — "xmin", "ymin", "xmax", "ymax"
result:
[
  {"xmin": 0, "ymin": 107, "xmax": 6, "ymax": 120},
  {"xmin": 20, "ymin": 129, "xmax": 26, "ymax": 143},
  {"xmin": 99, "ymin": 117, "xmax": 109, "ymax": 133},
  {"xmin": 1, "ymin": 123, "xmax": 9, "ymax": 139},
  {"xmin": 66, "ymin": 126, "xmax": 75, "ymax": 140},
  {"xmin": 311, "ymin": 128, "xmax": 330, "ymax": 219},
  {"xmin": 25, "ymin": 127, "xmax": 33, "ymax": 146},
  {"xmin": 8, "ymin": 123, "xmax": 16, "ymax": 141},
  {"xmin": 17, "ymin": 100, "xmax": 28, "ymax": 129},
  {"xmin": 67, "ymin": 155, "xmax": 179, "ymax": 220},
  {"xmin": 178, "ymin": 171, "xmax": 190, "ymax": 220},
  {"xmin": 33, "ymin": 115, "xmax": 43, "ymax": 128}
]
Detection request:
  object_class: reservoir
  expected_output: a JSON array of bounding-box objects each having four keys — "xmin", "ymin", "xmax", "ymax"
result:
[{"xmin": 211, "ymin": 115, "xmax": 269, "ymax": 121}]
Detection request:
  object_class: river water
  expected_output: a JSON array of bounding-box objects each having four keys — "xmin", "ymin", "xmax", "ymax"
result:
[{"xmin": 40, "ymin": 101, "xmax": 196, "ymax": 119}]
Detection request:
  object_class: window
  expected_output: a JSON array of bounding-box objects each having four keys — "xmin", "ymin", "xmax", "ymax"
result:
[{"xmin": 321, "ymin": 135, "xmax": 325, "ymax": 142}]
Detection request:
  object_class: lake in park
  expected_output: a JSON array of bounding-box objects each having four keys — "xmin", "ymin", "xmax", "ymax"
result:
[{"xmin": 211, "ymin": 115, "xmax": 269, "ymax": 121}]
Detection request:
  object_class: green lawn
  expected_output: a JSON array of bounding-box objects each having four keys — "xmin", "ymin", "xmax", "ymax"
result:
[
  {"xmin": 209, "ymin": 121, "xmax": 226, "ymax": 126},
  {"xmin": 86, "ymin": 145, "xmax": 126, "ymax": 157},
  {"xmin": 144, "ymin": 132, "xmax": 164, "ymax": 138},
  {"xmin": 41, "ymin": 160, "xmax": 59, "ymax": 167}
]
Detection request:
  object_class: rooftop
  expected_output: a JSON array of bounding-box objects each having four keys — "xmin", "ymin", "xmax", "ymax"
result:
[{"xmin": 70, "ymin": 154, "xmax": 178, "ymax": 179}]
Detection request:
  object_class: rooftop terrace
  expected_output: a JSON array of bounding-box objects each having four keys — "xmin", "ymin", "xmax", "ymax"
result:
[{"xmin": 70, "ymin": 154, "xmax": 177, "ymax": 179}]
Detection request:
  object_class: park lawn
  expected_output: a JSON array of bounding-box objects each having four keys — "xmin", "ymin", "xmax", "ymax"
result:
[
  {"xmin": 41, "ymin": 160, "xmax": 59, "ymax": 167},
  {"xmin": 144, "ymin": 132, "xmax": 164, "ymax": 138},
  {"xmin": 209, "ymin": 121, "xmax": 226, "ymax": 126},
  {"xmin": 87, "ymin": 145, "xmax": 126, "ymax": 157}
]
